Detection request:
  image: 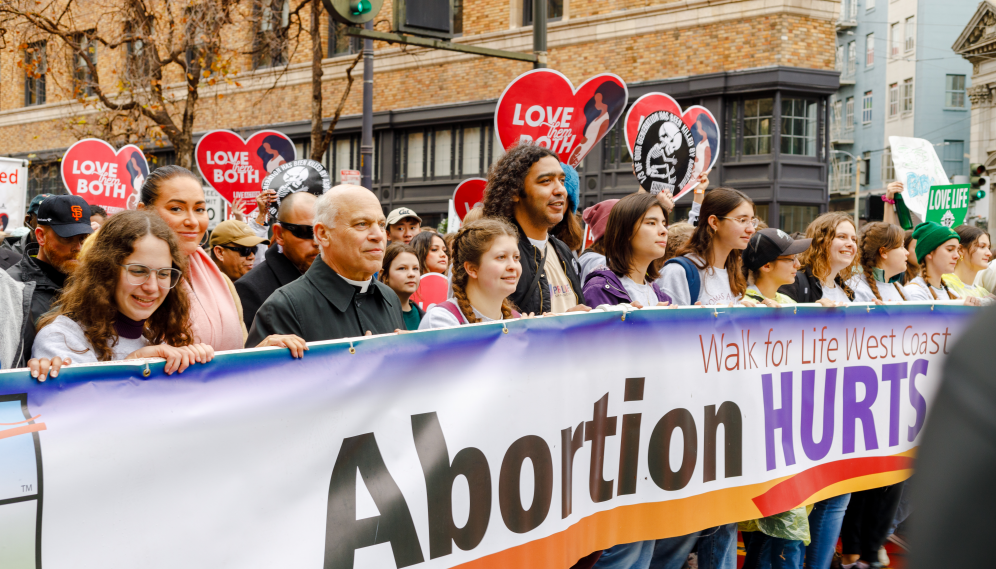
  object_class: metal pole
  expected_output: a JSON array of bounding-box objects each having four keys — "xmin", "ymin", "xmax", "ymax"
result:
[
  {"xmin": 532, "ymin": 0, "xmax": 547, "ymax": 69},
  {"xmin": 853, "ymin": 157, "xmax": 860, "ymax": 228},
  {"xmin": 360, "ymin": 20, "xmax": 374, "ymax": 190}
]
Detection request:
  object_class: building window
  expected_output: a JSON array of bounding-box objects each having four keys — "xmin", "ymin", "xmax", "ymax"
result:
[
  {"xmin": 865, "ymin": 33, "xmax": 874, "ymax": 66},
  {"xmin": 743, "ymin": 98, "xmax": 773, "ymax": 155},
  {"xmin": 433, "ymin": 128, "xmax": 454, "ymax": 178},
  {"xmin": 862, "ymin": 91, "xmax": 873, "ymax": 124},
  {"xmin": 326, "ymin": 134, "xmax": 380, "ymax": 183},
  {"xmin": 125, "ymin": 20, "xmax": 153, "ymax": 83},
  {"xmin": 603, "ymin": 120, "xmax": 634, "ymax": 170},
  {"xmin": 847, "ymin": 42, "xmax": 856, "ymax": 76},
  {"xmin": 779, "ymin": 205, "xmax": 820, "ymax": 234},
  {"xmin": 328, "ymin": 21, "xmax": 356, "ymax": 56},
  {"xmin": 862, "ymin": 151, "xmax": 871, "ymax": 185},
  {"xmin": 882, "ymin": 148, "xmax": 895, "ymax": 183},
  {"xmin": 832, "ymin": 98, "xmax": 843, "ymax": 130},
  {"xmin": 888, "ymin": 83, "xmax": 899, "ymax": 118},
  {"xmin": 901, "ymin": 78, "xmax": 913, "ymax": 113},
  {"xmin": 946, "ymin": 75, "xmax": 966, "ymax": 108},
  {"xmin": 522, "ymin": 0, "xmax": 564, "ymax": 25},
  {"xmin": 23, "ymin": 41, "xmax": 46, "ymax": 106},
  {"xmin": 453, "ymin": 0, "xmax": 464, "ymax": 34},
  {"xmin": 847, "ymin": 0, "xmax": 857, "ymax": 20},
  {"xmin": 942, "ymin": 141, "xmax": 964, "ymax": 179},
  {"xmin": 185, "ymin": 5, "xmax": 217, "ymax": 73},
  {"xmin": 781, "ymin": 99, "xmax": 817, "ymax": 156},
  {"xmin": 70, "ymin": 31, "xmax": 97, "ymax": 98},
  {"xmin": 835, "ymin": 45, "xmax": 844, "ymax": 72},
  {"xmin": 904, "ymin": 16, "xmax": 915, "ymax": 52},
  {"xmin": 397, "ymin": 123, "xmax": 493, "ymax": 182},
  {"xmin": 890, "ymin": 22, "xmax": 899, "ymax": 57},
  {"xmin": 867, "ymin": 0, "xmax": 875, "ymax": 9},
  {"xmin": 725, "ymin": 100, "xmax": 739, "ymax": 160},
  {"xmin": 253, "ymin": 0, "xmax": 290, "ymax": 69},
  {"xmin": 845, "ymin": 96, "xmax": 854, "ymax": 126}
]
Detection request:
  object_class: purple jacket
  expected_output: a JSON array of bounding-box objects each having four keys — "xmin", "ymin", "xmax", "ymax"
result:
[{"xmin": 582, "ymin": 269, "xmax": 672, "ymax": 307}]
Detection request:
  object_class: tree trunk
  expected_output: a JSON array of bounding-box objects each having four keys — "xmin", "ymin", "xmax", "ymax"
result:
[{"xmin": 310, "ymin": 0, "xmax": 325, "ymax": 161}]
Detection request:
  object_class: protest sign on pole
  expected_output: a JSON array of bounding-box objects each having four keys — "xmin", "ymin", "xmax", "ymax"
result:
[
  {"xmin": 0, "ymin": 304, "xmax": 971, "ymax": 569},
  {"xmin": 495, "ymin": 70, "xmax": 627, "ymax": 166},
  {"xmin": 410, "ymin": 272, "xmax": 449, "ymax": 310},
  {"xmin": 453, "ymin": 178, "xmax": 487, "ymax": 221},
  {"xmin": 632, "ymin": 110, "xmax": 696, "ymax": 197},
  {"xmin": 0, "ymin": 157, "xmax": 28, "ymax": 231},
  {"xmin": 889, "ymin": 136, "xmax": 951, "ymax": 219},
  {"xmin": 925, "ymin": 184, "xmax": 970, "ymax": 228},
  {"xmin": 261, "ymin": 160, "xmax": 332, "ymax": 221},
  {"xmin": 60, "ymin": 139, "xmax": 148, "ymax": 213},
  {"xmin": 196, "ymin": 130, "xmax": 297, "ymax": 214},
  {"xmin": 624, "ymin": 94, "xmax": 719, "ymax": 199}
]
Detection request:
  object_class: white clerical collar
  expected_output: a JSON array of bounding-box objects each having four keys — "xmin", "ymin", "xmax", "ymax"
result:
[{"xmin": 341, "ymin": 275, "xmax": 372, "ymax": 293}]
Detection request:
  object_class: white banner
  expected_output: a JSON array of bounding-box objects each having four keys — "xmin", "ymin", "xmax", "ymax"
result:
[
  {"xmin": 889, "ymin": 136, "xmax": 951, "ymax": 219},
  {"xmin": 0, "ymin": 157, "xmax": 28, "ymax": 231}
]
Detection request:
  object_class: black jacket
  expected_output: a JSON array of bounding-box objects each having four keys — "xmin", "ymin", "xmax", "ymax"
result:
[
  {"xmin": 779, "ymin": 267, "xmax": 855, "ymax": 303},
  {"xmin": 7, "ymin": 247, "xmax": 65, "ymax": 359},
  {"xmin": 246, "ymin": 257, "xmax": 404, "ymax": 346},
  {"xmin": 0, "ymin": 247, "xmax": 21, "ymax": 271},
  {"xmin": 508, "ymin": 225, "xmax": 585, "ymax": 315},
  {"xmin": 234, "ymin": 244, "xmax": 304, "ymax": 331}
]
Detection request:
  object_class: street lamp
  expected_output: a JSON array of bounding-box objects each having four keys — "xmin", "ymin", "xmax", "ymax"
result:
[{"xmin": 832, "ymin": 149, "xmax": 860, "ymax": 227}]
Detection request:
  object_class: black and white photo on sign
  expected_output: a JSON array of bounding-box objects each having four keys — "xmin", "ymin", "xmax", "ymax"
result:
[
  {"xmin": 632, "ymin": 110, "xmax": 695, "ymax": 195},
  {"xmin": 261, "ymin": 159, "xmax": 332, "ymax": 222}
]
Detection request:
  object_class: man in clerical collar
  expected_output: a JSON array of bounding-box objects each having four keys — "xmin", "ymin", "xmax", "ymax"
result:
[{"xmin": 246, "ymin": 184, "xmax": 403, "ymax": 345}]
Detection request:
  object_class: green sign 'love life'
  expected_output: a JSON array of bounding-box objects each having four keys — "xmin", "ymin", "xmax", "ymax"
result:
[{"xmin": 925, "ymin": 184, "xmax": 970, "ymax": 228}]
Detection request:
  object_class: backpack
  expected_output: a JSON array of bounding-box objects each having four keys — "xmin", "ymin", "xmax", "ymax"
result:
[
  {"xmin": 663, "ymin": 256, "xmax": 701, "ymax": 304},
  {"xmin": 439, "ymin": 299, "xmax": 521, "ymax": 324}
]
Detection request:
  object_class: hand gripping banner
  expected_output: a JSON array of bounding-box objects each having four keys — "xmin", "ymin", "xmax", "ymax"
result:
[{"xmin": 0, "ymin": 304, "xmax": 973, "ymax": 569}]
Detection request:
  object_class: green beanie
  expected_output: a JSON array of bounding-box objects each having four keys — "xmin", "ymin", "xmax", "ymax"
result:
[{"xmin": 912, "ymin": 221, "xmax": 959, "ymax": 264}]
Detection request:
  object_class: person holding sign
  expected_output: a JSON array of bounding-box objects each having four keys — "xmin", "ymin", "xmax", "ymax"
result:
[
  {"xmin": 851, "ymin": 222, "xmax": 909, "ymax": 302},
  {"xmin": 779, "ymin": 212, "xmax": 858, "ymax": 304},
  {"xmin": 32, "ymin": 210, "xmax": 214, "ymax": 372},
  {"xmin": 903, "ymin": 222, "xmax": 981, "ymax": 305},
  {"xmin": 942, "ymin": 225, "xmax": 992, "ymax": 299}
]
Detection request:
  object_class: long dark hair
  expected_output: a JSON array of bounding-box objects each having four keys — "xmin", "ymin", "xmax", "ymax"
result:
[
  {"xmin": 410, "ymin": 230, "xmax": 447, "ymax": 275},
  {"xmin": 582, "ymin": 81, "xmax": 625, "ymax": 129},
  {"xmin": 379, "ymin": 242, "xmax": 419, "ymax": 284},
  {"xmin": 955, "ymin": 224, "xmax": 989, "ymax": 264},
  {"xmin": 676, "ymin": 188, "xmax": 752, "ymax": 297},
  {"xmin": 450, "ymin": 219, "xmax": 519, "ymax": 323},
  {"xmin": 604, "ymin": 193, "xmax": 666, "ymax": 281},
  {"xmin": 257, "ymin": 135, "xmax": 295, "ymax": 165},
  {"xmin": 38, "ymin": 210, "xmax": 193, "ymax": 361}
]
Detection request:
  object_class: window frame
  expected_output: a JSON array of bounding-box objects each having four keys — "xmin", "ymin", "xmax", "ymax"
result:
[
  {"xmin": 780, "ymin": 98, "xmax": 818, "ymax": 157},
  {"xmin": 252, "ymin": 0, "xmax": 291, "ymax": 70},
  {"xmin": 945, "ymin": 74, "xmax": 967, "ymax": 109},
  {"xmin": 328, "ymin": 20, "xmax": 357, "ymax": 57},
  {"xmin": 23, "ymin": 41, "xmax": 47, "ymax": 106},
  {"xmin": 861, "ymin": 91, "xmax": 873, "ymax": 124},
  {"xmin": 901, "ymin": 78, "xmax": 913, "ymax": 114},
  {"xmin": 395, "ymin": 122, "xmax": 494, "ymax": 182},
  {"xmin": 742, "ymin": 97, "xmax": 775, "ymax": 156},
  {"xmin": 904, "ymin": 16, "xmax": 915, "ymax": 53},
  {"xmin": 889, "ymin": 22, "xmax": 899, "ymax": 58},
  {"xmin": 522, "ymin": 0, "xmax": 564, "ymax": 26},
  {"xmin": 846, "ymin": 41, "xmax": 856, "ymax": 76},
  {"xmin": 70, "ymin": 31, "xmax": 98, "ymax": 99},
  {"xmin": 865, "ymin": 32, "xmax": 874, "ymax": 67},
  {"xmin": 845, "ymin": 96, "xmax": 855, "ymax": 127},
  {"xmin": 888, "ymin": 83, "xmax": 899, "ymax": 118}
]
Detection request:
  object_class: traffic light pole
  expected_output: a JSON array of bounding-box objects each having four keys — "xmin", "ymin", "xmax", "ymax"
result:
[
  {"xmin": 533, "ymin": 0, "xmax": 547, "ymax": 68},
  {"xmin": 360, "ymin": 20, "xmax": 374, "ymax": 191}
]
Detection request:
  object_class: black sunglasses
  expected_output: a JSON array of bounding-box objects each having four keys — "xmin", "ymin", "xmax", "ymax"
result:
[
  {"xmin": 219, "ymin": 244, "xmax": 256, "ymax": 257},
  {"xmin": 278, "ymin": 222, "xmax": 314, "ymax": 240}
]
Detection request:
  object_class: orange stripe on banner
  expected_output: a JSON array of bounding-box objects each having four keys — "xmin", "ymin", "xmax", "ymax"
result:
[
  {"xmin": 0, "ymin": 422, "xmax": 47, "ymax": 441},
  {"xmin": 0, "ymin": 414, "xmax": 41, "ymax": 426},
  {"xmin": 453, "ymin": 449, "xmax": 916, "ymax": 569}
]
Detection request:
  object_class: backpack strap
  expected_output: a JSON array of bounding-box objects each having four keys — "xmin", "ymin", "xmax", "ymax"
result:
[
  {"xmin": 664, "ymin": 256, "xmax": 701, "ymax": 304},
  {"xmin": 439, "ymin": 299, "xmax": 467, "ymax": 325}
]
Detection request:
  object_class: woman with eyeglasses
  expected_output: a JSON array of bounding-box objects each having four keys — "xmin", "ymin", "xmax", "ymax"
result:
[
  {"xmin": 32, "ymin": 211, "xmax": 214, "ymax": 372},
  {"xmin": 778, "ymin": 212, "xmax": 858, "ymax": 305},
  {"xmin": 656, "ymin": 187, "xmax": 758, "ymax": 306}
]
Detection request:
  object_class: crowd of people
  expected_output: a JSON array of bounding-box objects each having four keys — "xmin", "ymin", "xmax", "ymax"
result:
[{"xmin": 0, "ymin": 140, "xmax": 989, "ymax": 569}]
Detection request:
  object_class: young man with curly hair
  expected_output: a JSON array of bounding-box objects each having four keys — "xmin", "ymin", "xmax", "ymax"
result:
[{"xmin": 482, "ymin": 143, "xmax": 589, "ymax": 315}]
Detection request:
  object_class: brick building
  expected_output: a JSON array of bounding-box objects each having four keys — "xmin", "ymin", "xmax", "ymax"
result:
[{"xmin": 0, "ymin": 0, "xmax": 840, "ymax": 230}]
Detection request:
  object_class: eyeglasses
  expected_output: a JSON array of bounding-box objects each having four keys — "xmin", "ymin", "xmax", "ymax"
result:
[
  {"xmin": 120, "ymin": 264, "xmax": 182, "ymax": 289},
  {"xmin": 719, "ymin": 216, "xmax": 760, "ymax": 228},
  {"xmin": 775, "ymin": 256, "xmax": 798, "ymax": 263},
  {"xmin": 219, "ymin": 244, "xmax": 256, "ymax": 257},
  {"xmin": 277, "ymin": 222, "xmax": 314, "ymax": 240}
]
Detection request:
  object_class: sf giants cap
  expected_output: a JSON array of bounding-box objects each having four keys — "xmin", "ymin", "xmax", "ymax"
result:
[
  {"xmin": 742, "ymin": 228, "xmax": 812, "ymax": 272},
  {"xmin": 386, "ymin": 207, "xmax": 421, "ymax": 226},
  {"xmin": 36, "ymin": 195, "xmax": 93, "ymax": 238}
]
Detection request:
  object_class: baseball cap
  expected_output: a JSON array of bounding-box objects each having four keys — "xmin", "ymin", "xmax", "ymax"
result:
[
  {"xmin": 27, "ymin": 194, "xmax": 52, "ymax": 216},
  {"xmin": 387, "ymin": 207, "xmax": 421, "ymax": 226},
  {"xmin": 582, "ymin": 199, "xmax": 619, "ymax": 243},
  {"xmin": 742, "ymin": 228, "xmax": 812, "ymax": 272},
  {"xmin": 209, "ymin": 220, "xmax": 268, "ymax": 249},
  {"xmin": 36, "ymin": 195, "xmax": 94, "ymax": 238}
]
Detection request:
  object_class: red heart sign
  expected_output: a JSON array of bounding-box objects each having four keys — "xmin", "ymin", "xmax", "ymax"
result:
[
  {"xmin": 624, "ymin": 93, "xmax": 720, "ymax": 199},
  {"xmin": 410, "ymin": 272, "xmax": 450, "ymax": 311},
  {"xmin": 196, "ymin": 130, "xmax": 296, "ymax": 214},
  {"xmin": 495, "ymin": 70, "xmax": 628, "ymax": 167},
  {"xmin": 60, "ymin": 139, "xmax": 148, "ymax": 213},
  {"xmin": 453, "ymin": 178, "xmax": 487, "ymax": 221}
]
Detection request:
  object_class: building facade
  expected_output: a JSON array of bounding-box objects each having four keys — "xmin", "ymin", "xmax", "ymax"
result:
[
  {"xmin": 830, "ymin": 0, "xmax": 974, "ymax": 223},
  {"xmin": 0, "ymin": 0, "xmax": 840, "ymax": 231}
]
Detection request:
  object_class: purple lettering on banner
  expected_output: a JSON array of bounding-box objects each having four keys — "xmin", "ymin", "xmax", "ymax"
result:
[
  {"xmin": 881, "ymin": 362, "xmax": 908, "ymax": 447},
  {"xmin": 843, "ymin": 366, "xmax": 879, "ymax": 454},
  {"xmin": 908, "ymin": 359, "xmax": 929, "ymax": 442},
  {"xmin": 801, "ymin": 369, "xmax": 836, "ymax": 461},
  {"xmin": 762, "ymin": 372, "xmax": 795, "ymax": 471}
]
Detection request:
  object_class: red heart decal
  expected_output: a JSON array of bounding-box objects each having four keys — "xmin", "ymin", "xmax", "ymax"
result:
[
  {"xmin": 452, "ymin": 178, "xmax": 488, "ymax": 221},
  {"xmin": 196, "ymin": 130, "xmax": 296, "ymax": 214},
  {"xmin": 624, "ymin": 93, "xmax": 720, "ymax": 199},
  {"xmin": 410, "ymin": 272, "xmax": 450, "ymax": 311},
  {"xmin": 495, "ymin": 70, "xmax": 628, "ymax": 166},
  {"xmin": 60, "ymin": 139, "xmax": 148, "ymax": 213}
]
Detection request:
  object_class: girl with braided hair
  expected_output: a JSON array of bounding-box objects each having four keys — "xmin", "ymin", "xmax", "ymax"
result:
[
  {"xmin": 904, "ymin": 221, "xmax": 982, "ymax": 304},
  {"xmin": 418, "ymin": 219, "xmax": 522, "ymax": 329},
  {"xmin": 780, "ymin": 212, "xmax": 858, "ymax": 304},
  {"xmin": 851, "ymin": 222, "xmax": 909, "ymax": 302}
]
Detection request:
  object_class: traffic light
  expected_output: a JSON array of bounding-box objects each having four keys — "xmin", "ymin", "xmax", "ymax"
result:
[
  {"xmin": 349, "ymin": 0, "xmax": 371, "ymax": 15},
  {"xmin": 323, "ymin": 0, "xmax": 382, "ymax": 24},
  {"xmin": 970, "ymin": 163, "xmax": 988, "ymax": 202}
]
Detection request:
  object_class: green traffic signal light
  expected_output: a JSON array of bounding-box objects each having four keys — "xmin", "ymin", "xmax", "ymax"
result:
[
  {"xmin": 971, "ymin": 188, "xmax": 986, "ymax": 202},
  {"xmin": 349, "ymin": 0, "xmax": 371, "ymax": 14}
]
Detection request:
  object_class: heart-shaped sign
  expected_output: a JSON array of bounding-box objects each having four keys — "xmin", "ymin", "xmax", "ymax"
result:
[
  {"xmin": 196, "ymin": 129, "xmax": 297, "ymax": 214},
  {"xmin": 624, "ymin": 93, "xmax": 720, "ymax": 199},
  {"xmin": 453, "ymin": 178, "xmax": 487, "ymax": 221},
  {"xmin": 60, "ymin": 139, "xmax": 149, "ymax": 213},
  {"xmin": 495, "ymin": 69, "xmax": 628, "ymax": 167},
  {"xmin": 410, "ymin": 272, "xmax": 449, "ymax": 311}
]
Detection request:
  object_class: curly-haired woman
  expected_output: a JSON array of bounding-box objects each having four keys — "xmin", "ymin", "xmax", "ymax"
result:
[
  {"xmin": 32, "ymin": 210, "xmax": 214, "ymax": 373},
  {"xmin": 778, "ymin": 212, "xmax": 858, "ymax": 304},
  {"xmin": 481, "ymin": 143, "xmax": 589, "ymax": 315}
]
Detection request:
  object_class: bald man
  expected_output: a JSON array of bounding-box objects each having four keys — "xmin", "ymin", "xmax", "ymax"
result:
[{"xmin": 245, "ymin": 185, "xmax": 404, "ymax": 345}]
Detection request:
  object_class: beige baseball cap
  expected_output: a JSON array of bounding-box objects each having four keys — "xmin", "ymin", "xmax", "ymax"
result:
[
  {"xmin": 386, "ymin": 207, "xmax": 422, "ymax": 225},
  {"xmin": 209, "ymin": 220, "xmax": 268, "ymax": 248}
]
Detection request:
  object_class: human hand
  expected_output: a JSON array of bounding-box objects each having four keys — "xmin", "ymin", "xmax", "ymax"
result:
[
  {"xmin": 964, "ymin": 296, "xmax": 983, "ymax": 307},
  {"xmin": 693, "ymin": 171, "xmax": 709, "ymax": 203},
  {"xmin": 816, "ymin": 298, "xmax": 843, "ymax": 307},
  {"xmin": 256, "ymin": 334, "xmax": 309, "ymax": 358},
  {"xmin": 656, "ymin": 190, "xmax": 675, "ymax": 213},
  {"xmin": 630, "ymin": 301, "xmax": 644, "ymax": 309},
  {"xmin": 567, "ymin": 304, "xmax": 592, "ymax": 313},
  {"xmin": 656, "ymin": 301, "xmax": 671, "ymax": 307},
  {"xmin": 740, "ymin": 298, "xmax": 759, "ymax": 307},
  {"xmin": 886, "ymin": 181, "xmax": 904, "ymax": 200},
  {"xmin": 761, "ymin": 298, "xmax": 780, "ymax": 308},
  {"xmin": 28, "ymin": 356, "xmax": 71, "ymax": 382},
  {"xmin": 231, "ymin": 197, "xmax": 247, "ymax": 222}
]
